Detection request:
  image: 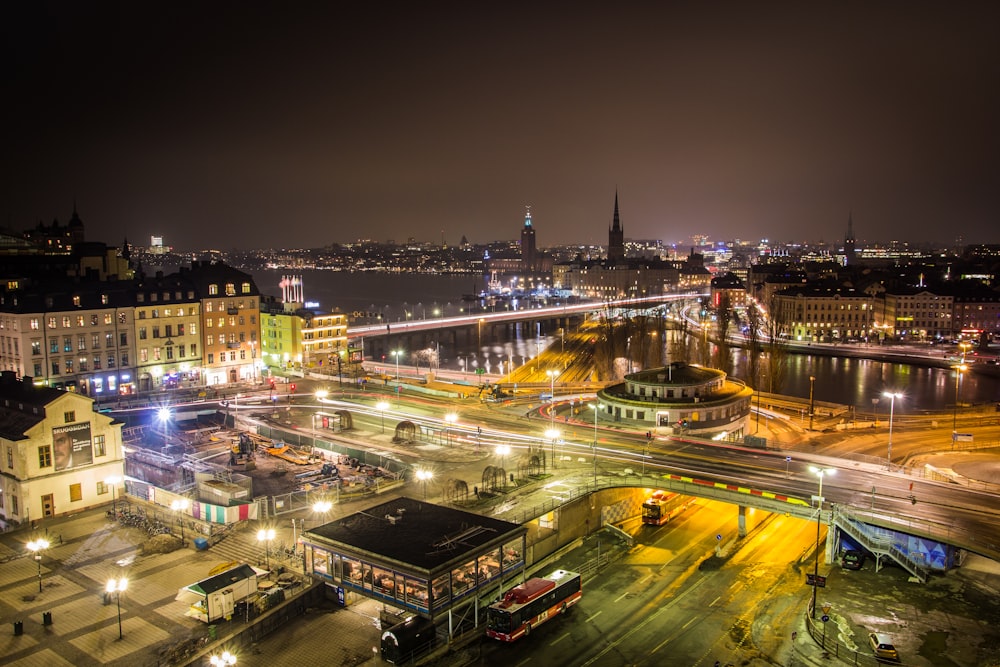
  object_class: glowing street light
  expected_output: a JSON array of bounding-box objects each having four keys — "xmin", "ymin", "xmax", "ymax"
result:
[
  {"xmin": 546, "ymin": 369, "xmax": 559, "ymax": 430},
  {"xmin": 952, "ymin": 363, "xmax": 967, "ymax": 447},
  {"xmin": 257, "ymin": 528, "xmax": 276, "ymax": 569},
  {"xmin": 883, "ymin": 391, "xmax": 903, "ymax": 468},
  {"xmin": 170, "ymin": 498, "xmax": 191, "ymax": 540},
  {"xmin": 210, "ymin": 651, "xmax": 237, "ymax": 666},
  {"xmin": 545, "ymin": 427, "xmax": 560, "ymax": 471},
  {"xmin": 495, "ymin": 444, "xmax": 511, "ymax": 489},
  {"xmin": 376, "ymin": 401, "xmax": 389, "ymax": 434},
  {"xmin": 588, "ymin": 403, "xmax": 601, "ymax": 484},
  {"xmin": 27, "ymin": 538, "xmax": 49, "ymax": 593},
  {"xmin": 416, "ymin": 469, "xmax": 433, "ymax": 499},
  {"xmin": 391, "ymin": 349, "xmax": 403, "ymax": 379},
  {"xmin": 157, "ymin": 407, "xmax": 172, "ymax": 448},
  {"xmin": 808, "ymin": 466, "xmax": 836, "ymax": 619},
  {"xmin": 315, "ymin": 389, "xmax": 328, "ymax": 401},
  {"xmin": 444, "ymin": 412, "xmax": 458, "ymax": 445},
  {"xmin": 312, "ymin": 500, "xmax": 333, "ymax": 527},
  {"xmin": 106, "ymin": 576, "xmax": 128, "ymax": 639},
  {"xmin": 105, "ymin": 475, "xmax": 122, "ymax": 514}
]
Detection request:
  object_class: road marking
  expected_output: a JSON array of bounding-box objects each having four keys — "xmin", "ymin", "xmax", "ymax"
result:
[
  {"xmin": 710, "ymin": 595, "xmax": 721, "ymax": 607},
  {"xmin": 614, "ymin": 590, "xmax": 630, "ymax": 603},
  {"xmin": 586, "ymin": 610, "xmax": 603, "ymax": 623},
  {"xmin": 637, "ymin": 574, "xmax": 652, "ymax": 586},
  {"xmin": 550, "ymin": 632, "xmax": 571, "ymax": 646},
  {"xmin": 682, "ymin": 617, "xmax": 696, "ymax": 629}
]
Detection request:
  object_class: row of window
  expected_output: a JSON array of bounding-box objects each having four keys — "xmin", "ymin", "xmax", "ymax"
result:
[
  {"xmin": 30, "ymin": 313, "xmax": 128, "ymax": 330},
  {"xmin": 137, "ymin": 307, "xmax": 198, "ymax": 319},
  {"xmin": 138, "ymin": 324, "xmax": 195, "ymax": 339},
  {"xmin": 31, "ymin": 333, "xmax": 126, "ymax": 355},
  {"xmin": 138, "ymin": 345, "xmax": 196, "ymax": 362},
  {"xmin": 40, "ymin": 354, "xmax": 128, "ymax": 375}
]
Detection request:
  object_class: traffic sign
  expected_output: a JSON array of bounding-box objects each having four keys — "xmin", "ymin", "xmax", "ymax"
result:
[{"xmin": 806, "ymin": 573, "xmax": 827, "ymax": 587}]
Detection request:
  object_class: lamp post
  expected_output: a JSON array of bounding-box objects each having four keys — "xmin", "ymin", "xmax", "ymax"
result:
[
  {"xmin": 106, "ymin": 576, "xmax": 128, "ymax": 639},
  {"xmin": 588, "ymin": 403, "xmax": 600, "ymax": 485},
  {"xmin": 257, "ymin": 528, "xmax": 275, "ymax": 569},
  {"xmin": 210, "ymin": 650, "xmax": 237, "ymax": 666},
  {"xmin": 952, "ymin": 363, "xmax": 967, "ymax": 447},
  {"xmin": 157, "ymin": 407, "xmax": 172, "ymax": 448},
  {"xmin": 27, "ymin": 538, "xmax": 49, "ymax": 593},
  {"xmin": 546, "ymin": 369, "xmax": 558, "ymax": 430},
  {"xmin": 545, "ymin": 427, "xmax": 560, "ymax": 471},
  {"xmin": 495, "ymin": 445, "xmax": 510, "ymax": 489},
  {"xmin": 170, "ymin": 499, "xmax": 190, "ymax": 541},
  {"xmin": 871, "ymin": 397, "xmax": 879, "ymax": 431},
  {"xmin": 376, "ymin": 401, "xmax": 389, "ymax": 434},
  {"xmin": 478, "ymin": 318, "xmax": 485, "ymax": 351},
  {"xmin": 444, "ymin": 412, "xmax": 458, "ymax": 446},
  {"xmin": 312, "ymin": 500, "xmax": 333, "ymax": 528},
  {"xmin": 391, "ymin": 349, "xmax": 402, "ymax": 379},
  {"xmin": 808, "ymin": 375, "xmax": 816, "ymax": 430},
  {"xmin": 808, "ymin": 466, "xmax": 836, "ymax": 619},
  {"xmin": 416, "ymin": 469, "xmax": 433, "ymax": 499},
  {"xmin": 883, "ymin": 391, "xmax": 902, "ymax": 468},
  {"xmin": 105, "ymin": 475, "xmax": 122, "ymax": 515}
]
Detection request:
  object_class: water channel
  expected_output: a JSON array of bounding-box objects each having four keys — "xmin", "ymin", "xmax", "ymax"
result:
[{"xmin": 252, "ymin": 269, "xmax": 1000, "ymax": 414}]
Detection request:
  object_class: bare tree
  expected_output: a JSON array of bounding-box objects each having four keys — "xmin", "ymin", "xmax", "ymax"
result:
[
  {"xmin": 763, "ymin": 295, "xmax": 790, "ymax": 393},
  {"xmin": 713, "ymin": 292, "xmax": 734, "ymax": 374}
]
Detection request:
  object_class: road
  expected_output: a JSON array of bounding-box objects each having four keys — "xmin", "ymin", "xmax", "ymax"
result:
[{"xmin": 446, "ymin": 502, "xmax": 815, "ymax": 666}]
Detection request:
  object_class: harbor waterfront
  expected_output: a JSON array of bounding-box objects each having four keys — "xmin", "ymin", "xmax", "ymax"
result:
[{"xmin": 254, "ymin": 270, "xmax": 1000, "ymax": 413}]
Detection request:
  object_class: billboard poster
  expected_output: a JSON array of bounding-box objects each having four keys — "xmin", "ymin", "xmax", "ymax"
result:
[{"xmin": 53, "ymin": 422, "xmax": 93, "ymax": 471}]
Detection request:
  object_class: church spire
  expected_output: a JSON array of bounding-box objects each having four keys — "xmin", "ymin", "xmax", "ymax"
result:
[{"xmin": 607, "ymin": 190, "xmax": 625, "ymax": 263}]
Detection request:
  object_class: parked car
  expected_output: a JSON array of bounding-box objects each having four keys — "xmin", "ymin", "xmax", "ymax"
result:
[
  {"xmin": 868, "ymin": 632, "xmax": 899, "ymax": 661},
  {"xmin": 842, "ymin": 549, "xmax": 865, "ymax": 570}
]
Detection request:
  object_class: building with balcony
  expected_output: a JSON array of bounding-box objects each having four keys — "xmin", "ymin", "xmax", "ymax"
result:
[
  {"xmin": 595, "ymin": 362, "xmax": 752, "ymax": 439},
  {"xmin": 771, "ymin": 284, "xmax": 875, "ymax": 342},
  {"xmin": 0, "ymin": 371, "xmax": 125, "ymax": 525}
]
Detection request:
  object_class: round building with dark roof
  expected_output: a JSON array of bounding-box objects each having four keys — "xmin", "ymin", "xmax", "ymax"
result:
[{"xmin": 595, "ymin": 361, "xmax": 753, "ymax": 439}]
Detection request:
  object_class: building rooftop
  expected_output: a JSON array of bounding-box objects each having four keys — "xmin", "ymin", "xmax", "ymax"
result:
[{"xmin": 307, "ymin": 496, "xmax": 523, "ymax": 572}]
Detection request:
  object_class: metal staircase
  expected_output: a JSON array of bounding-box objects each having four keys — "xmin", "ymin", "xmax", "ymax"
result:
[{"xmin": 834, "ymin": 506, "xmax": 929, "ymax": 583}]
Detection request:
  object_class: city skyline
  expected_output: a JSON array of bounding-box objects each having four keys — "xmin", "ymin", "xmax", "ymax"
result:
[{"xmin": 3, "ymin": 3, "xmax": 998, "ymax": 251}]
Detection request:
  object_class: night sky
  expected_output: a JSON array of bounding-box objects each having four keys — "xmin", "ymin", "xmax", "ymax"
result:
[{"xmin": 2, "ymin": 2, "xmax": 998, "ymax": 251}]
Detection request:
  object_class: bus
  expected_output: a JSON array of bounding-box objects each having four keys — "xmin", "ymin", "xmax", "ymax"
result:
[
  {"xmin": 641, "ymin": 491, "xmax": 693, "ymax": 526},
  {"xmin": 486, "ymin": 569, "xmax": 581, "ymax": 641}
]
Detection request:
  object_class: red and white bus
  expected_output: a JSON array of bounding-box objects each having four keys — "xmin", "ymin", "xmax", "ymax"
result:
[
  {"xmin": 642, "ymin": 490, "xmax": 694, "ymax": 526},
  {"xmin": 486, "ymin": 569, "xmax": 581, "ymax": 641}
]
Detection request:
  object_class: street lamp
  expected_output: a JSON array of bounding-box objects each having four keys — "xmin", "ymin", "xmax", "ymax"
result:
[
  {"xmin": 210, "ymin": 651, "xmax": 237, "ymax": 666},
  {"xmin": 157, "ymin": 407, "xmax": 172, "ymax": 448},
  {"xmin": 883, "ymin": 391, "xmax": 902, "ymax": 468},
  {"xmin": 257, "ymin": 528, "xmax": 275, "ymax": 569},
  {"xmin": 545, "ymin": 427, "xmax": 560, "ymax": 471},
  {"xmin": 106, "ymin": 576, "xmax": 128, "ymax": 639},
  {"xmin": 808, "ymin": 375, "xmax": 816, "ymax": 430},
  {"xmin": 808, "ymin": 466, "xmax": 836, "ymax": 619},
  {"xmin": 588, "ymin": 403, "xmax": 600, "ymax": 484},
  {"xmin": 27, "ymin": 538, "xmax": 49, "ymax": 593},
  {"xmin": 316, "ymin": 389, "xmax": 328, "ymax": 402},
  {"xmin": 478, "ymin": 318, "xmax": 485, "ymax": 351},
  {"xmin": 391, "ymin": 349, "xmax": 402, "ymax": 379},
  {"xmin": 376, "ymin": 401, "xmax": 389, "ymax": 434},
  {"xmin": 105, "ymin": 475, "xmax": 122, "ymax": 515},
  {"xmin": 546, "ymin": 369, "xmax": 559, "ymax": 430},
  {"xmin": 312, "ymin": 500, "xmax": 333, "ymax": 528},
  {"xmin": 444, "ymin": 412, "xmax": 458, "ymax": 446},
  {"xmin": 495, "ymin": 444, "xmax": 510, "ymax": 489},
  {"xmin": 952, "ymin": 363, "xmax": 967, "ymax": 447},
  {"xmin": 416, "ymin": 469, "xmax": 433, "ymax": 499},
  {"xmin": 170, "ymin": 498, "xmax": 190, "ymax": 540}
]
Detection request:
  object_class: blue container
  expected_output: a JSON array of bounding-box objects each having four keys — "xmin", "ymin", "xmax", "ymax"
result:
[{"xmin": 193, "ymin": 537, "xmax": 209, "ymax": 551}]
